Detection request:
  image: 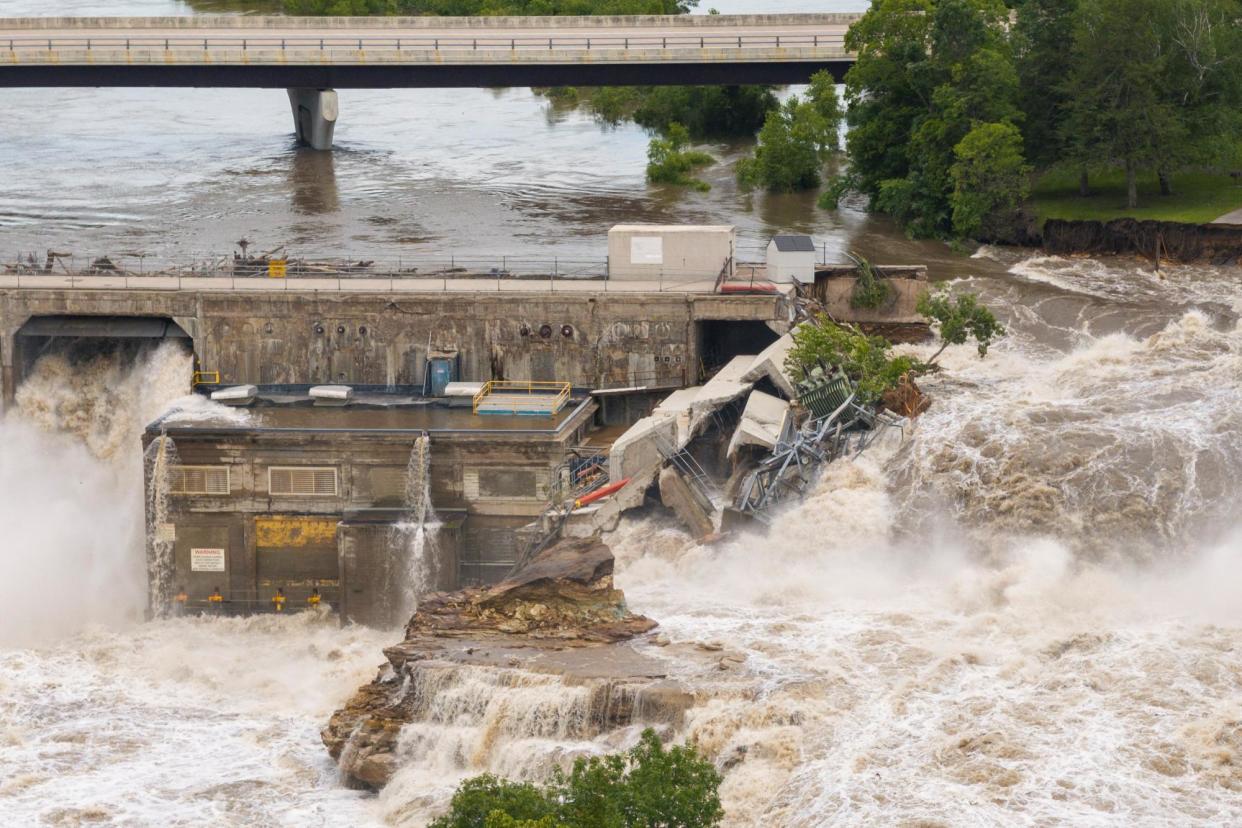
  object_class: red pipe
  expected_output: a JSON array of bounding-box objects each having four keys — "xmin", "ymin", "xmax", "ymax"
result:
[{"xmin": 574, "ymin": 478, "xmax": 630, "ymax": 509}]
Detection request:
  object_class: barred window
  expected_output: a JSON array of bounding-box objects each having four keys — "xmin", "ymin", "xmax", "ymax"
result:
[
  {"xmin": 268, "ymin": 466, "xmax": 338, "ymax": 497},
  {"xmin": 169, "ymin": 465, "xmax": 230, "ymax": 496}
]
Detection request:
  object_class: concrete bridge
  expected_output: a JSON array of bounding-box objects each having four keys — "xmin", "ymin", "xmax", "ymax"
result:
[{"xmin": 0, "ymin": 13, "xmax": 859, "ymax": 148}]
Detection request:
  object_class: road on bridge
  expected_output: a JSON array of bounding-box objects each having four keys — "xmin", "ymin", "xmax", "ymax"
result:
[{"xmin": 0, "ymin": 14, "xmax": 857, "ymax": 88}]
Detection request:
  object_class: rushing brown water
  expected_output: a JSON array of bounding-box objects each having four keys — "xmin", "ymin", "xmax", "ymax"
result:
[{"xmin": 3, "ymin": 0, "xmax": 1241, "ymax": 826}]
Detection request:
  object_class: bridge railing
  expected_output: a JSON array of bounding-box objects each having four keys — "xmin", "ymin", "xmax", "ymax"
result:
[{"xmin": 3, "ymin": 32, "xmax": 847, "ymax": 54}]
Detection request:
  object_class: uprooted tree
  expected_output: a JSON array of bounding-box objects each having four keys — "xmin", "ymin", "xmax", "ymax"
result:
[
  {"xmin": 916, "ymin": 289, "xmax": 1006, "ymax": 362},
  {"xmin": 786, "ymin": 289, "xmax": 1005, "ymax": 413}
]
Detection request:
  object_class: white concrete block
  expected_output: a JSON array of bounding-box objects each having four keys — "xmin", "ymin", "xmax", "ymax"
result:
[
  {"xmin": 742, "ymin": 331, "xmax": 798, "ymax": 399},
  {"xmin": 608, "ymin": 413, "xmax": 678, "ymax": 482},
  {"xmin": 728, "ymin": 390, "xmax": 792, "ymax": 459}
]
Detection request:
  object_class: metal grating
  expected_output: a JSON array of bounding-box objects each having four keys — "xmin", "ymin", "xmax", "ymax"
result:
[
  {"xmin": 170, "ymin": 465, "xmax": 230, "ymax": 495},
  {"xmin": 268, "ymin": 466, "xmax": 338, "ymax": 497}
]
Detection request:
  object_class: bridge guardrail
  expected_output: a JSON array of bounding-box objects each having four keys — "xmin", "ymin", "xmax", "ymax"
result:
[{"xmin": 3, "ymin": 32, "xmax": 847, "ymax": 54}]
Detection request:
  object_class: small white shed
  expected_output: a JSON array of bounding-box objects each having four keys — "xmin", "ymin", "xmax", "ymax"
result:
[
  {"xmin": 608, "ymin": 225, "xmax": 736, "ymax": 282},
  {"xmin": 766, "ymin": 234, "xmax": 817, "ymax": 284}
]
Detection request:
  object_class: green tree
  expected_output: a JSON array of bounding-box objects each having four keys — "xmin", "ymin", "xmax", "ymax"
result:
[
  {"xmin": 804, "ymin": 70, "xmax": 844, "ymax": 152},
  {"xmin": 1012, "ymin": 0, "xmax": 1080, "ymax": 171},
  {"xmin": 431, "ymin": 775, "xmax": 556, "ymax": 828},
  {"xmin": 785, "ymin": 317, "xmax": 928, "ymax": 403},
  {"xmin": 949, "ymin": 121, "xmax": 1032, "ymax": 239},
  {"xmin": 916, "ymin": 290, "xmax": 1006, "ymax": 361},
  {"xmin": 631, "ymin": 85, "xmax": 778, "ymax": 138},
  {"xmin": 736, "ymin": 85, "xmax": 842, "ymax": 193},
  {"xmin": 1058, "ymin": 0, "xmax": 1182, "ymax": 208},
  {"xmin": 646, "ymin": 122, "xmax": 714, "ymax": 191},
  {"xmin": 844, "ymin": 0, "xmax": 1025, "ymax": 237},
  {"xmin": 430, "ymin": 729, "xmax": 723, "ymax": 828}
]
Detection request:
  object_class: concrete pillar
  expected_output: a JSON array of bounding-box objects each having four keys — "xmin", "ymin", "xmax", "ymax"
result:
[{"xmin": 287, "ymin": 88, "xmax": 338, "ymax": 151}]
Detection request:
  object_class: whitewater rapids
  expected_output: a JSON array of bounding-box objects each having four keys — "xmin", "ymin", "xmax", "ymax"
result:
[{"xmin": 1, "ymin": 253, "xmax": 1240, "ymax": 826}]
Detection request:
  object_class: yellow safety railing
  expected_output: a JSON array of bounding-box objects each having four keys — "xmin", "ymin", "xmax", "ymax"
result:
[
  {"xmin": 192, "ymin": 370, "xmax": 221, "ymax": 385},
  {"xmin": 472, "ymin": 380, "xmax": 572, "ymax": 417}
]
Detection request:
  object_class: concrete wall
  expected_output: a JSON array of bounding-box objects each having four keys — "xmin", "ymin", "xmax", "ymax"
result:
[
  {"xmin": 608, "ymin": 226, "xmax": 735, "ymax": 282},
  {"xmin": 147, "ymin": 403, "xmax": 593, "ymax": 619},
  {"xmin": 0, "ymin": 287, "xmax": 793, "ymax": 406}
]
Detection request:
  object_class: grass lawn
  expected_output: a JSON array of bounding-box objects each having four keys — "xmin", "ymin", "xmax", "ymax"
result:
[{"xmin": 1029, "ymin": 167, "xmax": 1242, "ymax": 224}]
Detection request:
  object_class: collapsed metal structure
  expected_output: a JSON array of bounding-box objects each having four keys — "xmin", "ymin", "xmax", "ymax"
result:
[{"xmin": 730, "ymin": 367, "xmax": 903, "ymax": 523}]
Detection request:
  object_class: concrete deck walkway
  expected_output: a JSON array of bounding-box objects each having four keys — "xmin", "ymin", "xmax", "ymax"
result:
[{"xmin": 1212, "ymin": 207, "xmax": 1242, "ymax": 225}]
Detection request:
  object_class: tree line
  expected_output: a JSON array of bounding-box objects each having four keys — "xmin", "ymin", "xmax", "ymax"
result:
[{"xmin": 844, "ymin": 0, "xmax": 1242, "ymax": 238}]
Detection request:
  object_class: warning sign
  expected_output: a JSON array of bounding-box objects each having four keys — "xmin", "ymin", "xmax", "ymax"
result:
[
  {"xmin": 267, "ymin": 259, "xmax": 287, "ymax": 279},
  {"xmin": 191, "ymin": 548, "xmax": 226, "ymax": 572}
]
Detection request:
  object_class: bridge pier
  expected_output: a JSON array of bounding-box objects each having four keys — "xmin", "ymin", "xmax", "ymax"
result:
[{"xmin": 287, "ymin": 88, "xmax": 338, "ymax": 151}]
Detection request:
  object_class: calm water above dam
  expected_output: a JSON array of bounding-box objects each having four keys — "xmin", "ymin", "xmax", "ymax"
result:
[{"xmin": 2, "ymin": 1, "xmax": 1242, "ymax": 826}]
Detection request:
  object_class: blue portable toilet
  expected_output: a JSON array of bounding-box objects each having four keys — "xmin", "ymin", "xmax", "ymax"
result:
[{"xmin": 426, "ymin": 351, "xmax": 458, "ymax": 397}]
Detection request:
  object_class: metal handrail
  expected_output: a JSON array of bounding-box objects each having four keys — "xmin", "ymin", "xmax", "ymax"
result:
[
  {"xmin": 0, "ymin": 273, "xmax": 752, "ymax": 295},
  {"xmin": 3, "ymin": 32, "xmax": 848, "ymax": 53},
  {"xmin": 472, "ymin": 380, "xmax": 573, "ymax": 416}
]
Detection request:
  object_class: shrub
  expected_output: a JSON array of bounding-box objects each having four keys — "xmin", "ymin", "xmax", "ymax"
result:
[
  {"xmin": 646, "ymin": 123, "xmax": 714, "ymax": 191},
  {"xmin": 429, "ymin": 729, "xmax": 723, "ymax": 828},
  {"xmin": 847, "ymin": 252, "xmax": 892, "ymax": 310}
]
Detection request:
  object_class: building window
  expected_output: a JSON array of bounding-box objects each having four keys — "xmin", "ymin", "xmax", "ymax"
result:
[
  {"xmin": 268, "ymin": 466, "xmax": 338, "ymax": 497},
  {"xmin": 169, "ymin": 465, "xmax": 230, "ymax": 496}
]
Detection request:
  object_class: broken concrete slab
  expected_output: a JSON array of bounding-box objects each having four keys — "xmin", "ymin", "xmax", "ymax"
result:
[
  {"xmin": 742, "ymin": 333, "xmax": 797, "ymax": 399},
  {"xmin": 608, "ymin": 414, "xmax": 678, "ymax": 482},
  {"xmin": 653, "ymin": 386, "xmax": 703, "ymax": 447},
  {"xmin": 727, "ymin": 390, "xmax": 792, "ymax": 459},
  {"xmin": 659, "ymin": 466, "xmax": 716, "ymax": 540},
  {"xmin": 688, "ymin": 355, "xmax": 756, "ymax": 435}
]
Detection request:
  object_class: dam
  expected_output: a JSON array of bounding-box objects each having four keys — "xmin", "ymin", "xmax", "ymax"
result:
[{"xmin": 1, "ymin": 225, "xmax": 930, "ymax": 626}]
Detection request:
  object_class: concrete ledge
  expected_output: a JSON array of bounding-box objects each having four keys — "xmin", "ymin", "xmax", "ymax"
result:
[
  {"xmin": 123, "ymin": 276, "xmax": 182, "ymax": 290},
  {"xmin": 0, "ymin": 14, "xmax": 862, "ymax": 31}
]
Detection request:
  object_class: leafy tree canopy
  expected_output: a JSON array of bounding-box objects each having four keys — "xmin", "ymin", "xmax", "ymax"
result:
[
  {"xmin": 916, "ymin": 290, "xmax": 1006, "ymax": 360},
  {"xmin": 736, "ymin": 71, "xmax": 843, "ymax": 192},
  {"xmin": 429, "ymin": 729, "xmax": 724, "ymax": 828}
]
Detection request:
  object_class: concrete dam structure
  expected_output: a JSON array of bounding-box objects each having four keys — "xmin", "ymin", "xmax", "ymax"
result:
[{"xmin": 1, "ymin": 229, "xmax": 929, "ymax": 626}]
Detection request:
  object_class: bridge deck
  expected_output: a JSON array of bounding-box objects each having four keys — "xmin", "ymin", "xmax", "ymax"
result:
[{"xmin": 0, "ymin": 14, "xmax": 857, "ymax": 87}]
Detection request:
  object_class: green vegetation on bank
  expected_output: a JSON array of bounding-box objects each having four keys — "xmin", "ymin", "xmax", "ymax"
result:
[
  {"xmin": 428, "ymin": 729, "xmax": 724, "ymax": 828},
  {"xmin": 1030, "ymin": 168, "xmax": 1242, "ymax": 224},
  {"xmin": 841, "ymin": 0, "xmax": 1242, "ymax": 239}
]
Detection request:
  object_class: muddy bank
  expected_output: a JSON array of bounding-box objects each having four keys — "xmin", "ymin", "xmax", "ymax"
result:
[{"xmin": 1040, "ymin": 218, "xmax": 1242, "ymax": 265}]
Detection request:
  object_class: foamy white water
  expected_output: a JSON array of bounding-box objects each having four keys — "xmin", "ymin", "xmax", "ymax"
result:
[
  {"xmin": 603, "ymin": 278, "xmax": 1242, "ymax": 825},
  {"xmin": 0, "ymin": 614, "xmax": 390, "ymax": 826},
  {"xmin": 2, "ymin": 253, "xmax": 1241, "ymax": 826},
  {"xmin": 0, "ymin": 344, "xmax": 391, "ymax": 825}
]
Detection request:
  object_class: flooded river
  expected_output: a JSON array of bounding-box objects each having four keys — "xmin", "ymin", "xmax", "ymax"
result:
[{"xmin": 2, "ymin": 0, "xmax": 1241, "ymax": 826}]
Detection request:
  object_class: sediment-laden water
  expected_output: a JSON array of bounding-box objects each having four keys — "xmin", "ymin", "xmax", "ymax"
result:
[{"xmin": 3, "ymin": 0, "xmax": 1241, "ymax": 825}]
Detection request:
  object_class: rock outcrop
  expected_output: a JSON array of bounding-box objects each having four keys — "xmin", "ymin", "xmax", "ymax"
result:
[{"xmin": 322, "ymin": 537, "xmax": 681, "ymax": 790}]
